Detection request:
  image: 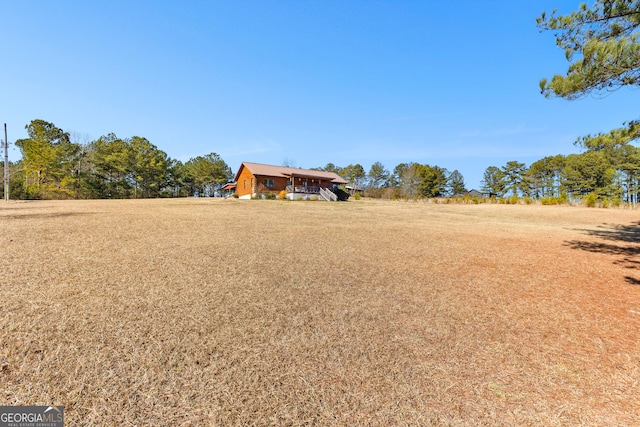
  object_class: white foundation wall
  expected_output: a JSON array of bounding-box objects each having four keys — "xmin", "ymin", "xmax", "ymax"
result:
[{"xmin": 286, "ymin": 193, "xmax": 323, "ymax": 201}]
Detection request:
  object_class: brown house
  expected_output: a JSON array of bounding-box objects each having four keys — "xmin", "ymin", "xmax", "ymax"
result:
[{"xmin": 234, "ymin": 162, "xmax": 347, "ymax": 200}]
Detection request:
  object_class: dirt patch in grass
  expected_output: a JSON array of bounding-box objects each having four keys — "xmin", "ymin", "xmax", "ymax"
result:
[{"xmin": 1, "ymin": 199, "xmax": 639, "ymax": 425}]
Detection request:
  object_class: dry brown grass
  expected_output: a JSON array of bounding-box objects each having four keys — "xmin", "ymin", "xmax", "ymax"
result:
[{"xmin": 1, "ymin": 198, "xmax": 639, "ymax": 426}]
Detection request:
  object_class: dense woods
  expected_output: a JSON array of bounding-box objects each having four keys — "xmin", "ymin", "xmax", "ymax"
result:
[{"xmin": 4, "ymin": 120, "xmax": 232, "ymax": 200}]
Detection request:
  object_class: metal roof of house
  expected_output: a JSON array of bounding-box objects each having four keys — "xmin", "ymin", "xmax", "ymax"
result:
[
  {"xmin": 234, "ymin": 162, "xmax": 347, "ymax": 184},
  {"xmin": 221, "ymin": 182, "xmax": 236, "ymax": 190}
]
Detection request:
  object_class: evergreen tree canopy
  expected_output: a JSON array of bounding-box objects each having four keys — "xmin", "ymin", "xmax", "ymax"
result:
[
  {"xmin": 447, "ymin": 170, "xmax": 467, "ymax": 196},
  {"xmin": 537, "ymin": 0, "xmax": 640, "ymax": 99},
  {"xmin": 539, "ymin": 0, "xmax": 640, "ymax": 170},
  {"xmin": 183, "ymin": 153, "xmax": 232, "ymax": 197},
  {"xmin": 15, "ymin": 119, "xmax": 80, "ymax": 198},
  {"xmin": 481, "ymin": 166, "xmax": 505, "ymax": 197},
  {"xmin": 367, "ymin": 161, "xmax": 390, "ymax": 188}
]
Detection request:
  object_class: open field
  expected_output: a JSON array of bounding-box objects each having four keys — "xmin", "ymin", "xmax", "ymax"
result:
[{"xmin": 1, "ymin": 199, "xmax": 640, "ymax": 426}]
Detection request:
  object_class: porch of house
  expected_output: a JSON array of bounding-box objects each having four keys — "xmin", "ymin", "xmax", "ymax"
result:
[
  {"xmin": 284, "ymin": 184, "xmax": 338, "ymax": 201},
  {"xmin": 285, "ymin": 184, "xmax": 321, "ymax": 194}
]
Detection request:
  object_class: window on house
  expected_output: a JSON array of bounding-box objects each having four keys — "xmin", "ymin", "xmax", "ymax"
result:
[
  {"xmin": 264, "ymin": 178, "xmax": 274, "ymax": 188},
  {"xmin": 243, "ymin": 180, "xmax": 246, "ymax": 190}
]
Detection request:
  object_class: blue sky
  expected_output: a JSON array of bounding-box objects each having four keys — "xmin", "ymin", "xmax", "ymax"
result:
[{"xmin": 2, "ymin": 1, "xmax": 637, "ymax": 189}]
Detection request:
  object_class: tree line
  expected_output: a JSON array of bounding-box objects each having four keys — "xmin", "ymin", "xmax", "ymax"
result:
[
  {"xmin": 481, "ymin": 136, "xmax": 640, "ymax": 204},
  {"xmin": 314, "ymin": 162, "xmax": 467, "ymax": 199},
  {"xmin": 2, "ymin": 120, "xmax": 470, "ymax": 201},
  {"xmin": 318, "ymin": 140, "xmax": 640, "ymax": 205},
  {"xmin": 3, "ymin": 119, "xmax": 232, "ymax": 199},
  {"xmin": 3, "ymin": 118, "xmax": 639, "ymax": 204}
]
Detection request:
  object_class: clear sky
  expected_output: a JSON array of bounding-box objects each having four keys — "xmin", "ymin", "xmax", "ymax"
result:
[{"xmin": 2, "ymin": 1, "xmax": 637, "ymax": 189}]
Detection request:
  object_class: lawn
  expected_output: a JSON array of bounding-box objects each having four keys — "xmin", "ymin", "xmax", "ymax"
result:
[{"xmin": 1, "ymin": 199, "xmax": 639, "ymax": 425}]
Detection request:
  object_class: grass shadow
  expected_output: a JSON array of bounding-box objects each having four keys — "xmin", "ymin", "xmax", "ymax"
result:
[
  {"xmin": 579, "ymin": 221, "xmax": 640, "ymax": 243},
  {"xmin": 566, "ymin": 221, "xmax": 640, "ymax": 283},
  {"xmin": 625, "ymin": 276, "xmax": 640, "ymax": 285}
]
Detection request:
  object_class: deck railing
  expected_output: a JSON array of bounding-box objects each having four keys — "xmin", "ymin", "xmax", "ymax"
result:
[{"xmin": 285, "ymin": 185, "xmax": 320, "ymax": 193}]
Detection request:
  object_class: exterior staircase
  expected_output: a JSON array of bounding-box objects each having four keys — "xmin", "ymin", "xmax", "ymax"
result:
[{"xmin": 319, "ymin": 187, "xmax": 338, "ymax": 201}]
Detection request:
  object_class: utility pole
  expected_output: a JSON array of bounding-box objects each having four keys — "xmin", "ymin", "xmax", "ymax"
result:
[{"xmin": 4, "ymin": 123, "xmax": 8, "ymax": 201}]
